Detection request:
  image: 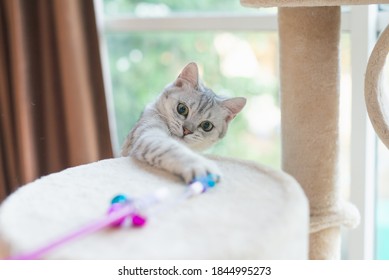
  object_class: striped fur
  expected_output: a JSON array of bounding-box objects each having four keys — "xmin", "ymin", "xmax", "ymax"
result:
[{"xmin": 122, "ymin": 63, "xmax": 246, "ymax": 183}]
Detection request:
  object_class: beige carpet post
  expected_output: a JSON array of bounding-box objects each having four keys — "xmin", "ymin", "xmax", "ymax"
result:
[{"xmin": 279, "ymin": 7, "xmax": 341, "ymax": 259}]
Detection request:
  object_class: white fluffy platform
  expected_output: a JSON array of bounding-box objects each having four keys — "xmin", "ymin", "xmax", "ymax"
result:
[{"xmin": 0, "ymin": 156, "xmax": 308, "ymax": 259}]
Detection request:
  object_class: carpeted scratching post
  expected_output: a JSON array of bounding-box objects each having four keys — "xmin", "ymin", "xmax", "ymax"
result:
[
  {"xmin": 0, "ymin": 157, "xmax": 309, "ymax": 259},
  {"xmin": 279, "ymin": 6, "xmax": 343, "ymax": 260},
  {"xmin": 238, "ymin": 0, "xmax": 389, "ymax": 259},
  {"xmin": 365, "ymin": 23, "xmax": 389, "ymax": 149}
]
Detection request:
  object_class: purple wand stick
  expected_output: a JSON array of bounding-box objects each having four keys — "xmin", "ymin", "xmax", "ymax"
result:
[{"xmin": 7, "ymin": 174, "xmax": 219, "ymax": 260}]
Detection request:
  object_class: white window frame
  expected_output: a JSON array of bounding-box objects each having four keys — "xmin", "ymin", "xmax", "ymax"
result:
[
  {"xmin": 348, "ymin": 5, "xmax": 378, "ymax": 260},
  {"xmin": 348, "ymin": 4, "xmax": 389, "ymax": 260},
  {"xmin": 95, "ymin": 1, "xmax": 386, "ymax": 260}
]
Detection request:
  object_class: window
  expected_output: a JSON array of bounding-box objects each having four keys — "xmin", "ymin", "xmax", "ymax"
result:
[
  {"xmin": 376, "ymin": 4, "xmax": 389, "ymax": 261},
  {"xmin": 96, "ymin": 0, "xmax": 280, "ymax": 168},
  {"xmin": 96, "ymin": 1, "xmax": 388, "ymax": 259},
  {"xmin": 376, "ymin": 25, "xmax": 389, "ymax": 258}
]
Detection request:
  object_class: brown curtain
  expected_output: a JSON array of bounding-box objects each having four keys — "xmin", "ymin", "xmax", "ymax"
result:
[{"xmin": 0, "ymin": 0, "xmax": 113, "ymax": 202}]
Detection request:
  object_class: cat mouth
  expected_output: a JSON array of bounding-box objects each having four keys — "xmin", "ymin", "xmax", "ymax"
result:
[
  {"xmin": 171, "ymin": 133, "xmax": 185, "ymax": 141},
  {"xmin": 170, "ymin": 129, "xmax": 187, "ymax": 140},
  {"xmin": 175, "ymin": 134, "xmax": 189, "ymax": 143},
  {"xmin": 168, "ymin": 126, "xmax": 189, "ymax": 142}
]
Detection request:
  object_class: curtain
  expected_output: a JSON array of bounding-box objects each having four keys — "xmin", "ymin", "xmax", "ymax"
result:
[{"xmin": 0, "ymin": 0, "xmax": 113, "ymax": 202}]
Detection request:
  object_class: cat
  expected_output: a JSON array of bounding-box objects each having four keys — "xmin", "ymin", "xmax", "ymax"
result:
[{"xmin": 121, "ymin": 62, "xmax": 246, "ymax": 183}]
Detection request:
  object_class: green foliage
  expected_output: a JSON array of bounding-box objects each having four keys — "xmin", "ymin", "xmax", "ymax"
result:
[
  {"xmin": 103, "ymin": 0, "xmax": 253, "ymax": 16},
  {"xmin": 105, "ymin": 30, "xmax": 281, "ymax": 167},
  {"xmin": 102, "ymin": 0, "xmax": 280, "ymax": 167}
]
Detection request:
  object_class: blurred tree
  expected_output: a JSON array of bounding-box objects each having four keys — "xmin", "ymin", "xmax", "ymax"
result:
[{"xmin": 103, "ymin": 1, "xmax": 281, "ymax": 168}]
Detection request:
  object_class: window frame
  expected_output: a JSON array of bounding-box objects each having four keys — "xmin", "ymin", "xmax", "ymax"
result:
[{"xmin": 348, "ymin": 5, "xmax": 378, "ymax": 260}]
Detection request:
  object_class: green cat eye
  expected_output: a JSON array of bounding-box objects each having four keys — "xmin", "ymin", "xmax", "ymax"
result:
[
  {"xmin": 177, "ymin": 103, "xmax": 189, "ymax": 117},
  {"xmin": 200, "ymin": 121, "xmax": 214, "ymax": 132}
]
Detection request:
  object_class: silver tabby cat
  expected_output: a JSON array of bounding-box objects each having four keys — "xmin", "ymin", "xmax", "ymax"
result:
[{"xmin": 121, "ymin": 62, "xmax": 246, "ymax": 183}]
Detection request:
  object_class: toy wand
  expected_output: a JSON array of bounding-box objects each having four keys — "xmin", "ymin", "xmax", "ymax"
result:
[{"xmin": 8, "ymin": 174, "xmax": 219, "ymax": 260}]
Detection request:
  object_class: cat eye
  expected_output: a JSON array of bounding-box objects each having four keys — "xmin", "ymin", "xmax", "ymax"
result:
[
  {"xmin": 200, "ymin": 121, "xmax": 214, "ymax": 132},
  {"xmin": 177, "ymin": 103, "xmax": 189, "ymax": 117}
]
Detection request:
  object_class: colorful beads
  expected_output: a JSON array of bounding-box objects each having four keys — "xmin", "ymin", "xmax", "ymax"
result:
[
  {"xmin": 190, "ymin": 173, "xmax": 220, "ymax": 193},
  {"xmin": 107, "ymin": 203, "xmax": 127, "ymax": 227},
  {"xmin": 108, "ymin": 173, "xmax": 219, "ymax": 230},
  {"xmin": 9, "ymin": 175, "xmax": 219, "ymax": 260},
  {"xmin": 108, "ymin": 195, "xmax": 129, "ymax": 227},
  {"xmin": 207, "ymin": 174, "xmax": 220, "ymax": 186},
  {"xmin": 111, "ymin": 194, "xmax": 129, "ymax": 205},
  {"xmin": 108, "ymin": 194, "xmax": 147, "ymax": 228},
  {"xmin": 189, "ymin": 181, "xmax": 206, "ymax": 195},
  {"xmin": 131, "ymin": 214, "xmax": 147, "ymax": 227}
]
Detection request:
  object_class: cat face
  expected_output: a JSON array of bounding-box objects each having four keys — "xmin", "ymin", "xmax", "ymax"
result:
[{"xmin": 156, "ymin": 62, "xmax": 246, "ymax": 151}]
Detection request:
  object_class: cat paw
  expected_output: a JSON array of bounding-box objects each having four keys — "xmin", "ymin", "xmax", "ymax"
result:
[{"xmin": 180, "ymin": 158, "xmax": 222, "ymax": 184}]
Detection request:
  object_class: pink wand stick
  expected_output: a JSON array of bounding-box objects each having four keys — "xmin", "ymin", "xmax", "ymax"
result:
[
  {"xmin": 8, "ymin": 204, "xmax": 135, "ymax": 260},
  {"xmin": 8, "ymin": 188, "xmax": 169, "ymax": 260},
  {"xmin": 7, "ymin": 174, "xmax": 219, "ymax": 260}
]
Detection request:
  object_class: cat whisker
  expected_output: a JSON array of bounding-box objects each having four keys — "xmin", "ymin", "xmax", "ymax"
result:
[{"xmin": 122, "ymin": 62, "xmax": 246, "ymax": 184}]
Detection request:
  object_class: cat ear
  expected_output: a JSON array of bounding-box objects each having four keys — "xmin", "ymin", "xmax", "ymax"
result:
[
  {"xmin": 174, "ymin": 62, "xmax": 199, "ymax": 88},
  {"xmin": 222, "ymin": 97, "xmax": 247, "ymax": 122}
]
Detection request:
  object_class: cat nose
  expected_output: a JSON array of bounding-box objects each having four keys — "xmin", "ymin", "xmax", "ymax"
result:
[{"xmin": 183, "ymin": 126, "xmax": 193, "ymax": 136}]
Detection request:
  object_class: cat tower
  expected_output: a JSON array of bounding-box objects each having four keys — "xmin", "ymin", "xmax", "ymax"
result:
[
  {"xmin": 241, "ymin": 0, "xmax": 389, "ymax": 259},
  {"xmin": 1, "ymin": 1, "xmax": 389, "ymax": 261},
  {"xmin": 0, "ymin": 157, "xmax": 309, "ymax": 259}
]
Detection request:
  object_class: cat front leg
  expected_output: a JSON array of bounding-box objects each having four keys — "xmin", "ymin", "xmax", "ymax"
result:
[
  {"xmin": 178, "ymin": 153, "xmax": 222, "ymax": 183},
  {"xmin": 128, "ymin": 128, "xmax": 222, "ymax": 183}
]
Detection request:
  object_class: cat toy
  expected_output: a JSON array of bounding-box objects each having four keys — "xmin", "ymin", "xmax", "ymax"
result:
[{"xmin": 8, "ymin": 174, "xmax": 219, "ymax": 260}]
